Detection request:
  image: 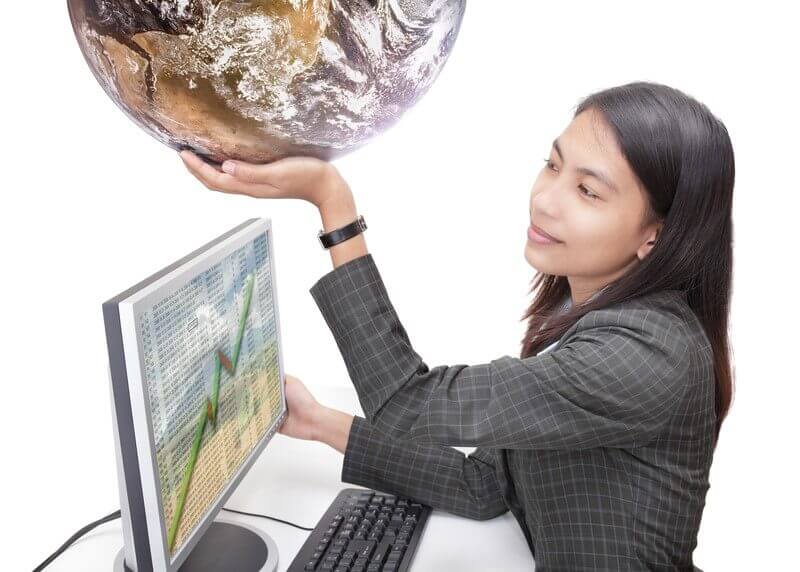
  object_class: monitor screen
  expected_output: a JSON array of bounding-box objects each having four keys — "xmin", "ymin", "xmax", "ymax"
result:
[{"xmin": 104, "ymin": 218, "xmax": 287, "ymax": 570}]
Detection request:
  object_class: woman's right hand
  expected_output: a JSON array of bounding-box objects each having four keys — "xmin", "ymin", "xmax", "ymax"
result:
[
  {"xmin": 179, "ymin": 149, "xmax": 368, "ymax": 269},
  {"xmin": 178, "ymin": 150, "xmax": 353, "ymax": 210}
]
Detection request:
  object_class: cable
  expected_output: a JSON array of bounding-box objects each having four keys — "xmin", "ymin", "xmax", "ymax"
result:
[
  {"xmin": 221, "ymin": 507, "xmax": 314, "ymax": 531},
  {"xmin": 33, "ymin": 509, "xmax": 121, "ymax": 572},
  {"xmin": 33, "ymin": 506, "xmax": 312, "ymax": 571}
]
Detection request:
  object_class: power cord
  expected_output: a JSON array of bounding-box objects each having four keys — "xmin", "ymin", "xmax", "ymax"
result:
[
  {"xmin": 220, "ymin": 507, "xmax": 314, "ymax": 531},
  {"xmin": 33, "ymin": 509, "xmax": 121, "ymax": 572},
  {"xmin": 32, "ymin": 506, "xmax": 314, "ymax": 571}
]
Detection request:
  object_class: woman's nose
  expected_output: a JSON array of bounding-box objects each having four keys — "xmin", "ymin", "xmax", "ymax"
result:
[{"xmin": 531, "ymin": 184, "xmax": 561, "ymax": 220}]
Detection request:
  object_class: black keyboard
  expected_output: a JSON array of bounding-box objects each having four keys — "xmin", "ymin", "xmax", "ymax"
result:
[{"xmin": 287, "ymin": 488, "xmax": 432, "ymax": 572}]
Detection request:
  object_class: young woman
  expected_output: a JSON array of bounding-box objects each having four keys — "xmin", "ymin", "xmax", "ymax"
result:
[{"xmin": 180, "ymin": 81, "xmax": 734, "ymax": 571}]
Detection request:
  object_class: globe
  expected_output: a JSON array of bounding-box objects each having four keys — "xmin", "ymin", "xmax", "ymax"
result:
[{"xmin": 67, "ymin": 0, "xmax": 466, "ymax": 164}]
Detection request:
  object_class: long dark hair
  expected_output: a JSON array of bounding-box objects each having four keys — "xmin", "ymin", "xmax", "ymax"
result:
[{"xmin": 519, "ymin": 81, "xmax": 735, "ymax": 448}]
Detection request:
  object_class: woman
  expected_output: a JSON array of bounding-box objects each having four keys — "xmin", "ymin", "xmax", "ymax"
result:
[{"xmin": 180, "ymin": 81, "xmax": 734, "ymax": 571}]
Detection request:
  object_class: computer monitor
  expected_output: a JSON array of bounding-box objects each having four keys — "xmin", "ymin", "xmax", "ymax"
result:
[{"xmin": 103, "ymin": 218, "xmax": 287, "ymax": 572}]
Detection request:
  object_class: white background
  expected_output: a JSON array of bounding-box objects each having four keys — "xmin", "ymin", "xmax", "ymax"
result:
[{"xmin": 3, "ymin": 1, "xmax": 798, "ymax": 570}]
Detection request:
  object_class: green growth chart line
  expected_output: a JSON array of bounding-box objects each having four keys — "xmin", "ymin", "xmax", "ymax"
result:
[{"xmin": 167, "ymin": 273, "xmax": 255, "ymax": 552}]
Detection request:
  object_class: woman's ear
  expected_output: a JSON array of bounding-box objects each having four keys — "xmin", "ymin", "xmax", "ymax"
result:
[{"xmin": 637, "ymin": 222, "xmax": 663, "ymax": 260}]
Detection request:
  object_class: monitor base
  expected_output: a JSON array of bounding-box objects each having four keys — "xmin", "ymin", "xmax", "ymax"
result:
[{"xmin": 114, "ymin": 516, "xmax": 279, "ymax": 571}]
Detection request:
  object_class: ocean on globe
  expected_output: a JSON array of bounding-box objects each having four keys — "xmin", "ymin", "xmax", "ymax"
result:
[{"xmin": 67, "ymin": 0, "xmax": 466, "ymax": 164}]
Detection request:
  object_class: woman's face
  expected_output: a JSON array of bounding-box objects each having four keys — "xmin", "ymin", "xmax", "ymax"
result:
[{"xmin": 524, "ymin": 108, "xmax": 662, "ymax": 303}]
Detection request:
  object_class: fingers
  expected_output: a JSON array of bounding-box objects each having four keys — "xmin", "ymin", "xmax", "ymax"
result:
[
  {"xmin": 221, "ymin": 157, "xmax": 299, "ymax": 190},
  {"xmin": 179, "ymin": 150, "xmax": 242, "ymax": 194},
  {"xmin": 222, "ymin": 156, "xmax": 332, "ymax": 196},
  {"xmin": 179, "ymin": 150, "xmax": 280, "ymax": 197},
  {"xmin": 221, "ymin": 159, "xmax": 264, "ymax": 183}
]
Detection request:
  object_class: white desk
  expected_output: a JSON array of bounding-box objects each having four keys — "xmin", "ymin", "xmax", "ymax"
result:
[{"xmin": 43, "ymin": 387, "xmax": 535, "ymax": 571}]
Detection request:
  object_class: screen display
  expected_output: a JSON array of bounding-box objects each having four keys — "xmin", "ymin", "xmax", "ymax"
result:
[{"xmin": 135, "ymin": 231, "xmax": 283, "ymax": 557}]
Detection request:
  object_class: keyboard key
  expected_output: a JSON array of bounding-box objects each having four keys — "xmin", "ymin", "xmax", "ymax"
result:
[
  {"xmin": 329, "ymin": 547, "xmax": 344, "ymax": 558},
  {"xmin": 347, "ymin": 539, "xmax": 376, "ymax": 560}
]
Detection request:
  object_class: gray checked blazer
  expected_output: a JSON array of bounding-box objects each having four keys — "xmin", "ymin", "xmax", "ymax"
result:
[{"xmin": 309, "ymin": 253, "xmax": 715, "ymax": 572}]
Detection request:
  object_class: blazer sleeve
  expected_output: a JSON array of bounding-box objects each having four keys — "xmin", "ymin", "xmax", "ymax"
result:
[
  {"xmin": 341, "ymin": 415, "xmax": 508, "ymax": 520},
  {"xmin": 309, "ymin": 253, "xmax": 691, "ymax": 450}
]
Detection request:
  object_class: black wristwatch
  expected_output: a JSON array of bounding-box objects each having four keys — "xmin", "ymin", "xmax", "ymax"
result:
[{"xmin": 318, "ymin": 215, "xmax": 367, "ymax": 249}]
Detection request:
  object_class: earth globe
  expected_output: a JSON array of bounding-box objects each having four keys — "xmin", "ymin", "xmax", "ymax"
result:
[{"xmin": 67, "ymin": 0, "xmax": 466, "ymax": 164}]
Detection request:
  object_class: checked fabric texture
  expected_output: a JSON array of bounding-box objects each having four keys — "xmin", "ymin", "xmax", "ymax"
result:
[{"xmin": 309, "ymin": 253, "xmax": 715, "ymax": 571}]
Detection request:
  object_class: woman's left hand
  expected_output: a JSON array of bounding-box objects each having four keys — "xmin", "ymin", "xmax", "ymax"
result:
[
  {"xmin": 278, "ymin": 374, "xmax": 323, "ymax": 442},
  {"xmin": 178, "ymin": 150, "xmax": 353, "ymax": 210}
]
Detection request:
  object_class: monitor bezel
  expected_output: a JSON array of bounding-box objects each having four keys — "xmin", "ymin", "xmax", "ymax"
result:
[{"xmin": 108, "ymin": 218, "xmax": 287, "ymax": 572}]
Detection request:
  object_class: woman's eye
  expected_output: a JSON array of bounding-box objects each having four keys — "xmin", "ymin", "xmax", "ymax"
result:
[
  {"xmin": 541, "ymin": 159, "xmax": 598, "ymax": 200},
  {"xmin": 579, "ymin": 185, "xmax": 599, "ymax": 200}
]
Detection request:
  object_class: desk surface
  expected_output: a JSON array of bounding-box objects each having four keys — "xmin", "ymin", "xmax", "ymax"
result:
[{"xmin": 44, "ymin": 387, "xmax": 534, "ymax": 571}]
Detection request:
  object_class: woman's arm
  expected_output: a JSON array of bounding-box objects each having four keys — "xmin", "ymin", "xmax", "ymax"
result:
[
  {"xmin": 342, "ymin": 417, "xmax": 508, "ymax": 521},
  {"xmin": 178, "ymin": 150, "xmax": 368, "ymax": 270},
  {"xmin": 317, "ymin": 192, "xmax": 369, "ymax": 269},
  {"xmin": 315, "ymin": 408, "xmax": 507, "ymax": 521},
  {"xmin": 313, "ymin": 405, "xmax": 355, "ymax": 454},
  {"xmin": 280, "ymin": 375, "xmax": 507, "ymax": 520},
  {"xmin": 310, "ymin": 253, "xmax": 693, "ymax": 450}
]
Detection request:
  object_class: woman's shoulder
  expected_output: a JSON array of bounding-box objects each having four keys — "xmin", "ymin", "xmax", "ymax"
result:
[
  {"xmin": 634, "ymin": 289, "xmax": 712, "ymax": 354},
  {"xmin": 565, "ymin": 290, "xmax": 713, "ymax": 375},
  {"xmin": 568, "ymin": 289, "xmax": 705, "ymax": 351}
]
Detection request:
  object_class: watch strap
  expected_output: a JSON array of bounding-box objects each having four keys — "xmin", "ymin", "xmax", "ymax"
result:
[{"xmin": 318, "ymin": 215, "xmax": 367, "ymax": 249}]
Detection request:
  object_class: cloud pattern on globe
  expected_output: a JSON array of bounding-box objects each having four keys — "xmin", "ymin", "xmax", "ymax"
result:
[{"xmin": 68, "ymin": 0, "xmax": 466, "ymax": 163}]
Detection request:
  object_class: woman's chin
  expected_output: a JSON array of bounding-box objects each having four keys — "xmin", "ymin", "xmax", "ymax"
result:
[{"xmin": 524, "ymin": 241, "xmax": 560, "ymax": 273}]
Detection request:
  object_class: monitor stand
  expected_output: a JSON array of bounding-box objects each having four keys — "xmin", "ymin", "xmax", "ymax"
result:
[{"xmin": 114, "ymin": 516, "xmax": 279, "ymax": 571}]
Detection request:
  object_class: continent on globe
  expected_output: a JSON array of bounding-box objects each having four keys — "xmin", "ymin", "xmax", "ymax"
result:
[{"xmin": 68, "ymin": 0, "xmax": 466, "ymax": 164}]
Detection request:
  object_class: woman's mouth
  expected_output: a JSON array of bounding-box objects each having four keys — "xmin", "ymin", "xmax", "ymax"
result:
[{"xmin": 528, "ymin": 224, "xmax": 563, "ymax": 245}]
